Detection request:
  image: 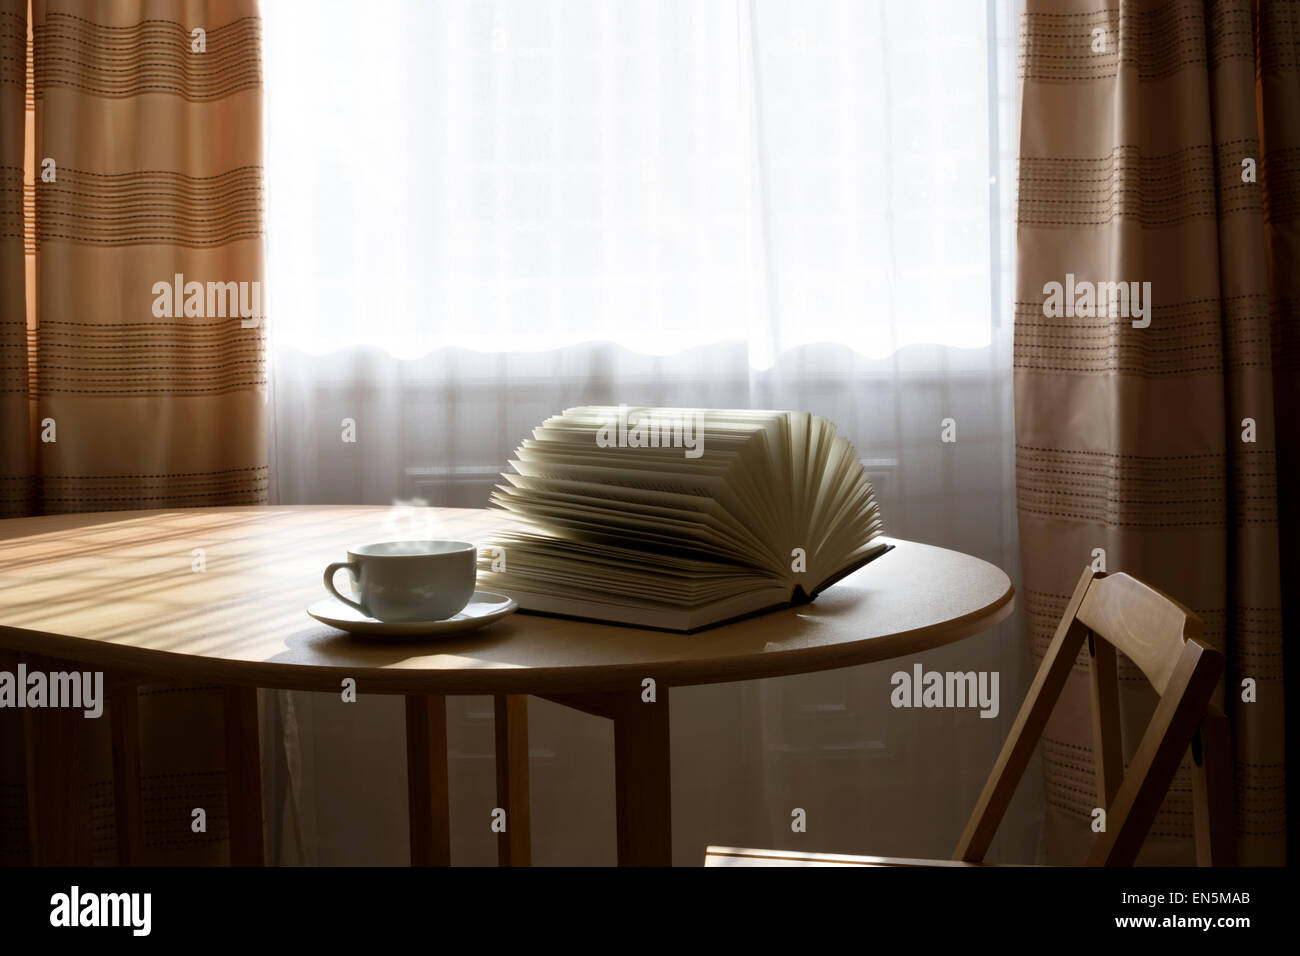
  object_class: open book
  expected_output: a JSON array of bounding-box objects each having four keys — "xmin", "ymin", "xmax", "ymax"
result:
[{"xmin": 477, "ymin": 406, "xmax": 888, "ymax": 632}]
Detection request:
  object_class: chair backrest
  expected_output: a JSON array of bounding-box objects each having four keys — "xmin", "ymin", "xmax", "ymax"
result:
[
  {"xmin": 953, "ymin": 567, "xmax": 1233, "ymax": 866},
  {"xmin": 1076, "ymin": 572, "xmax": 1201, "ymax": 695}
]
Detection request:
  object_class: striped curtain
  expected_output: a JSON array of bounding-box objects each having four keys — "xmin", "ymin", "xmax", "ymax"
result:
[
  {"xmin": 1015, "ymin": 0, "xmax": 1293, "ymax": 864},
  {"xmin": 1, "ymin": 0, "xmax": 267, "ymax": 863}
]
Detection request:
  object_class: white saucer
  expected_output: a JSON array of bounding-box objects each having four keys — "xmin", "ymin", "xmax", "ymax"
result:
[{"xmin": 307, "ymin": 590, "xmax": 518, "ymax": 638}]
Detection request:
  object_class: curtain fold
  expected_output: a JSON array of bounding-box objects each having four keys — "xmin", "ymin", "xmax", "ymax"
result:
[
  {"xmin": 1015, "ymin": 0, "xmax": 1293, "ymax": 864},
  {"xmin": 0, "ymin": 0, "xmax": 267, "ymax": 864}
]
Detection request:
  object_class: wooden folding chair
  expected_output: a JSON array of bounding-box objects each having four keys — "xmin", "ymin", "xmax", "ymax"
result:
[{"xmin": 707, "ymin": 567, "xmax": 1235, "ymax": 867}]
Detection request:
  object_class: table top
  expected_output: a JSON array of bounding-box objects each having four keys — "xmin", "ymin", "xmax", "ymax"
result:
[{"xmin": 0, "ymin": 506, "xmax": 1014, "ymax": 695}]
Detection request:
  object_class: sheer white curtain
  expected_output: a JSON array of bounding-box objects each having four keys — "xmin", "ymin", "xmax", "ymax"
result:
[{"xmin": 261, "ymin": 0, "xmax": 1036, "ymax": 865}]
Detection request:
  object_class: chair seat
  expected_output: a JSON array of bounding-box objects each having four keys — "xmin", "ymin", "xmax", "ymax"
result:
[{"xmin": 704, "ymin": 846, "xmax": 996, "ymax": 867}]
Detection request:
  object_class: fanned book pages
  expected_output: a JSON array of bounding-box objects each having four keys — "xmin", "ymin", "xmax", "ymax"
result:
[{"xmin": 477, "ymin": 406, "xmax": 890, "ymax": 632}]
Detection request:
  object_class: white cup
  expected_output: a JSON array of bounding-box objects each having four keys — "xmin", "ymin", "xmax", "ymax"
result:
[{"xmin": 324, "ymin": 540, "xmax": 477, "ymax": 622}]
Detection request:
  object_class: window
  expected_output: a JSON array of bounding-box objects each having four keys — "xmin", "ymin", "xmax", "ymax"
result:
[{"xmin": 263, "ymin": 0, "xmax": 1004, "ymax": 368}]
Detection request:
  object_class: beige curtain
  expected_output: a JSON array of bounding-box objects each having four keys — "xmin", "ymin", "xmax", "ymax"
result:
[
  {"xmin": 1, "ymin": 0, "xmax": 266, "ymax": 863},
  {"xmin": 1015, "ymin": 0, "xmax": 1293, "ymax": 864}
]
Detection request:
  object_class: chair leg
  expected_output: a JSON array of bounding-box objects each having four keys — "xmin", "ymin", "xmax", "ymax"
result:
[
  {"xmin": 954, "ymin": 568, "xmax": 1096, "ymax": 861},
  {"xmin": 1087, "ymin": 641, "xmax": 1223, "ymax": 866},
  {"xmin": 1191, "ymin": 709, "xmax": 1235, "ymax": 866},
  {"xmin": 1088, "ymin": 631, "xmax": 1124, "ymax": 810}
]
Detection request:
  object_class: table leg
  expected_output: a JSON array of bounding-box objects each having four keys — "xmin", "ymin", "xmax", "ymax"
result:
[
  {"xmin": 612, "ymin": 691, "xmax": 672, "ymax": 866},
  {"xmin": 23, "ymin": 679, "xmax": 93, "ymax": 865},
  {"xmin": 405, "ymin": 695, "xmax": 451, "ymax": 866},
  {"xmin": 0, "ymin": 650, "xmax": 24, "ymax": 863},
  {"xmin": 494, "ymin": 694, "xmax": 531, "ymax": 866},
  {"xmin": 108, "ymin": 675, "xmax": 145, "ymax": 865},
  {"xmin": 222, "ymin": 686, "xmax": 264, "ymax": 866},
  {"xmin": 542, "ymin": 688, "xmax": 673, "ymax": 867}
]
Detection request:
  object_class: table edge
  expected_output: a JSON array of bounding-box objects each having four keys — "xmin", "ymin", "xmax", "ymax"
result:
[{"xmin": 0, "ymin": 581, "xmax": 1015, "ymax": 695}]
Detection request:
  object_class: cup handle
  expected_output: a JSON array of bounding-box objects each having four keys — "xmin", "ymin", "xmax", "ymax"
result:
[{"xmin": 323, "ymin": 561, "xmax": 366, "ymax": 614}]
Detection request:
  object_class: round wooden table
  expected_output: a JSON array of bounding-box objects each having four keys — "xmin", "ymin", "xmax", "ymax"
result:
[{"xmin": 0, "ymin": 505, "xmax": 1015, "ymax": 866}]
